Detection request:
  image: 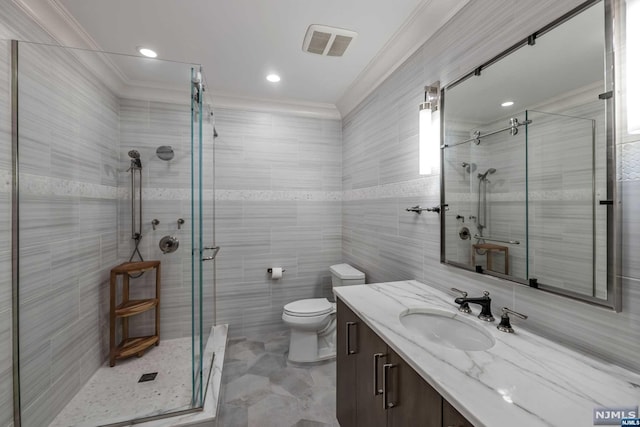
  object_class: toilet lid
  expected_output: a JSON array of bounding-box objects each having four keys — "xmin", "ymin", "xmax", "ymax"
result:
[{"xmin": 284, "ymin": 298, "xmax": 333, "ymax": 317}]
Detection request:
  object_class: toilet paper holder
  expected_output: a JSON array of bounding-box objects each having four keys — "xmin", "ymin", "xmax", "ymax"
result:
[{"xmin": 267, "ymin": 268, "xmax": 286, "ymax": 273}]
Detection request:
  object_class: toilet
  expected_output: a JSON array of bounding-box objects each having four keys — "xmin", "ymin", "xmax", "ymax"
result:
[{"xmin": 282, "ymin": 263, "xmax": 365, "ymax": 363}]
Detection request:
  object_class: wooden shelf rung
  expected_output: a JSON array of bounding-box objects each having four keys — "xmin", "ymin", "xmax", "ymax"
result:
[
  {"xmin": 115, "ymin": 298, "xmax": 158, "ymax": 317},
  {"xmin": 115, "ymin": 335, "xmax": 159, "ymax": 359}
]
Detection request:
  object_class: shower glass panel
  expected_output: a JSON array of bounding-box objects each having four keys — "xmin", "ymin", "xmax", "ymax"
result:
[
  {"xmin": 191, "ymin": 67, "xmax": 203, "ymax": 407},
  {"xmin": 14, "ymin": 40, "xmax": 213, "ymax": 426},
  {"xmin": 191, "ymin": 69, "xmax": 217, "ymax": 408},
  {"xmin": 526, "ymin": 109, "xmax": 603, "ymax": 297},
  {"xmin": 442, "ymin": 113, "xmax": 527, "ymax": 280}
]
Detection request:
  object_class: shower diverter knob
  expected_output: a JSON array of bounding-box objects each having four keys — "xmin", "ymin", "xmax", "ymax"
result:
[{"xmin": 159, "ymin": 235, "xmax": 179, "ymax": 254}]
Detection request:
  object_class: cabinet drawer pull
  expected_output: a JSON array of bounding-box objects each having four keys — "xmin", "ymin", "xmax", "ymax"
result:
[
  {"xmin": 346, "ymin": 322, "xmax": 357, "ymax": 355},
  {"xmin": 382, "ymin": 363, "xmax": 397, "ymax": 409},
  {"xmin": 373, "ymin": 353, "xmax": 386, "ymax": 395}
]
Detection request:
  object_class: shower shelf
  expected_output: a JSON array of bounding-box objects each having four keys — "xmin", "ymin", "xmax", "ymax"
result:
[{"xmin": 109, "ymin": 260, "xmax": 161, "ymax": 367}]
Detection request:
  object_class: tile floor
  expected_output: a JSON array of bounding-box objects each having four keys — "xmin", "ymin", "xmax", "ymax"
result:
[
  {"xmin": 216, "ymin": 330, "xmax": 339, "ymax": 427},
  {"xmin": 50, "ymin": 332, "xmax": 216, "ymax": 427}
]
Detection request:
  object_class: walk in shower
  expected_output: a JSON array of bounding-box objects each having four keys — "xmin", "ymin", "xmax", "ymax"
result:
[{"xmin": 10, "ymin": 40, "xmax": 219, "ymax": 426}]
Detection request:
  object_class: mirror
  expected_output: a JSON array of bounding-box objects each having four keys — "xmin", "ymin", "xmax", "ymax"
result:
[{"xmin": 441, "ymin": 0, "xmax": 618, "ymax": 309}]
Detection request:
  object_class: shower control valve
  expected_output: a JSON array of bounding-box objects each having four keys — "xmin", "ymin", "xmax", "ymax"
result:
[
  {"xmin": 177, "ymin": 218, "xmax": 185, "ymax": 229},
  {"xmin": 151, "ymin": 219, "xmax": 160, "ymax": 231}
]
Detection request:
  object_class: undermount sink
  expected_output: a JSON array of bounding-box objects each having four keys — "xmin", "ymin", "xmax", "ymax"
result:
[{"xmin": 399, "ymin": 308, "xmax": 495, "ymax": 351}]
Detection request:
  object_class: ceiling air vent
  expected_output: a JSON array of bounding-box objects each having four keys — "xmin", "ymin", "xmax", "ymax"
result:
[{"xmin": 302, "ymin": 25, "xmax": 357, "ymax": 57}]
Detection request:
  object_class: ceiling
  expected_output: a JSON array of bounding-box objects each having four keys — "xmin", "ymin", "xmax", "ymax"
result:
[{"xmin": 55, "ymin": 0, "xmax": 429, "ymax": 108}]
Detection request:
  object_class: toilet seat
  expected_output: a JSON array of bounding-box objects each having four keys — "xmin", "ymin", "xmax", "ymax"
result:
[{"xmin": 283, "ymin": 298, "xmax": 333, "ymax": 317}]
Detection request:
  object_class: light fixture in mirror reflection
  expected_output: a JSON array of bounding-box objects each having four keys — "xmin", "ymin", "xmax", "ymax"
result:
[
  {"xmin": 627, "ymin": 0, "xmax": 640, "ymax": 134},
  {"xmin": 419, "ymin": 83, "xmax": 441, "ymax": 175}
]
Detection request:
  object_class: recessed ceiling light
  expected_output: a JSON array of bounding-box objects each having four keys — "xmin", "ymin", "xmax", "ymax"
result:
[
  {"xmin": 501, "ymin": 101, "xmax": 514, "ymax": 107},
  {"xmin": 138, "ymin": 47, "xmax": 157, "ymax": 58},
  {"xmin": 266, "ymin": 74, "xmax": 281, "ymax": 83}
]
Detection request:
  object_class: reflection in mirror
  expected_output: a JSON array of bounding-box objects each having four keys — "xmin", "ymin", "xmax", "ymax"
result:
[{"xmin": 441, "ymin": 0, "xmax": 613, "ymax": 304}]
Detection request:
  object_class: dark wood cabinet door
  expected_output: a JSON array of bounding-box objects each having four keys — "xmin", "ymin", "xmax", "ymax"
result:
[
  {"xmin": 337, "ymin": 298, "xmax": 359, "ymax": 427},
  {"xmin": 355, "ymin": 318, "xmax": 388, "ymax": 427},
  {"xmin": 442, "ymin": 400, "xmax": 474, "ymax": 427},
  {"xmin": 386, "ymin": 348, "xmax": 442, "ymax": 427}
]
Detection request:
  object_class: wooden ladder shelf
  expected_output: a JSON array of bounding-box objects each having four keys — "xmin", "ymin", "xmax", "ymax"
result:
[{"xmin": 109, "ymin": 261, "xmax": 161, "ymax": 367}]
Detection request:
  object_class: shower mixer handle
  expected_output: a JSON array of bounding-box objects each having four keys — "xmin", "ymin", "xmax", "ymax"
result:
[
  {"xmin": 151, "ymin": 219, "xmax": 159, "ymax": 230},
  {"xmin": 177, "ymin": 218, "xmax": 185, "ymax": 229}
]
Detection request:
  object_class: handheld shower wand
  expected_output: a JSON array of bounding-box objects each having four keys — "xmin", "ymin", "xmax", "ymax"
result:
[{"xmin": 127, "ymin": 149, "xmax": 144, "ymax": 270}]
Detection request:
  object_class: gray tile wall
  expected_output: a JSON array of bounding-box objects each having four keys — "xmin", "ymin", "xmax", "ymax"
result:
[
  {"xmin": 342, "ymin": 0, "xmax": 640, "ymax": 372},
  {"xmin": 16, "ymin": 42, "xmax": 120, "ymax": 426},
  {"xmin": 1, "ymin": 2, "xmax": 73, "ymax": 424},
  {"xmin": 214, "ymin": 108, "xmax": 342, "ymax": 338}
]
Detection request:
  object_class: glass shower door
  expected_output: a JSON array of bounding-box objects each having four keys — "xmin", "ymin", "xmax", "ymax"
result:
[
  {"xmin": 191, "ymin": 67, "xmax": 204, "ymax": 407},
  {"xmin": 190, "ymin": 67, "xmax": 217, "ymax": 408},
  {"xmin": 526, "ymin": 109, "xmax": 602, "ymax": 297}
]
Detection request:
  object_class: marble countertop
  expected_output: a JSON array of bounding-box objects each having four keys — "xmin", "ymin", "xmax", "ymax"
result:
[{"xmin": 334, "ymin": 281, "xmax": 640, "ymax": 427}]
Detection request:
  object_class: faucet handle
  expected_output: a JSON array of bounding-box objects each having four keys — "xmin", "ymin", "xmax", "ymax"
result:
[
  {"xmin": 450, "ymin": 288, "xmax": 472, "ymax": 314},
  {"xmin": 450, "ymin": 287, "xmax": 467, "ymax": 297},
  {"xmin": 497, "ymin": 307, "xmax": 528, "ymax": 333}
]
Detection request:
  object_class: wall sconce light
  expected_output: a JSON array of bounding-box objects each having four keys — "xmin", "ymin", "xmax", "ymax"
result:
[
  {"xmin": 419, "ymin": 83, "xmax": 441, "ymax": 175},
  {"xmin": 628, "ymin": 0, "xmax": 640, "ymax": 134}
]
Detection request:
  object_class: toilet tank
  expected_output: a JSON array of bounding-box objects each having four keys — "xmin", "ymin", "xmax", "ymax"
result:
[{"xmin": 329, "ymin": 263, "xmax": 365, "ymax": 288}]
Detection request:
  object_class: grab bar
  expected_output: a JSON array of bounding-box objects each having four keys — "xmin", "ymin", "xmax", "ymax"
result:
[
  {"xmin": 474, "ymin": 234, "xmax": 520, "ymax": 245},
  {"xmin": 443, "ymin": 118, "xmax": 532, "ymax": 148},
  {"xmin": 405, "ymin": 205, "xmax": 445, "ymax": 214},
  {"xmin": 202, "ymin": 246, "xmax": 220, "ymax": 261}
]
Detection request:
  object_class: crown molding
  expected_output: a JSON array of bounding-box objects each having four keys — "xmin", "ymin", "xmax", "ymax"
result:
[
  {"xmin": 211, "ymin": 92, "xmax": 342, "ymax": 120},
  {"xmin": 118, "ymin": 85, "xmax": 341, "ymax": 119},
  {"xmin": 336, "ymin": 0, "xmax": 470, "ymax": 117}
]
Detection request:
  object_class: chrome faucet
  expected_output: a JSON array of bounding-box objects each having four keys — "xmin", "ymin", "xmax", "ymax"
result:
[{"xmin": 454, "ymin": 291, "xmax": 495, "ymax": 322}]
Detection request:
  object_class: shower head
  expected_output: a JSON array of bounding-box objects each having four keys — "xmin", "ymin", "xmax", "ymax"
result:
[
  {"xmin": 478, "ymin": 168, "xmax": 497, "ymax": 180},
  {"xmin": 128, "ymin": 150, "xmax": 142, "ymax": 169},
  {"xmin": 156, "ymin": 146, "xmax": 174, "ymax": 161}
]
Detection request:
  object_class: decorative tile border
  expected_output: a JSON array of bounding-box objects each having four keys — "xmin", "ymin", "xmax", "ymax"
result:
[
  {"xmin": 215, "ymin": 189, "xmax": 342, "ymax": 202},
  {"xmin": 19, "ymin": 174, "xmax": 117, "ymax": 199},
  {"xmin": 14, "ymin": 172, "xmax": 628, "ymax": 203},
  {"xmin": 343, "ymin": 176, "xmax": 440, "ymax": 201}
]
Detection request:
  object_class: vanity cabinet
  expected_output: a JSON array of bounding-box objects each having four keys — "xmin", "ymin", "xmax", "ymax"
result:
[
  {"xmin": 337, "ymin": 298, "xmax": 359, "ymax": 426},
  {"xmin": 443, "ymin": 401, "xmax": 474, "ymax": 427},
  {"xmin": 337, "ymin": 298, "xmax": 473, "ymax": 427}
]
